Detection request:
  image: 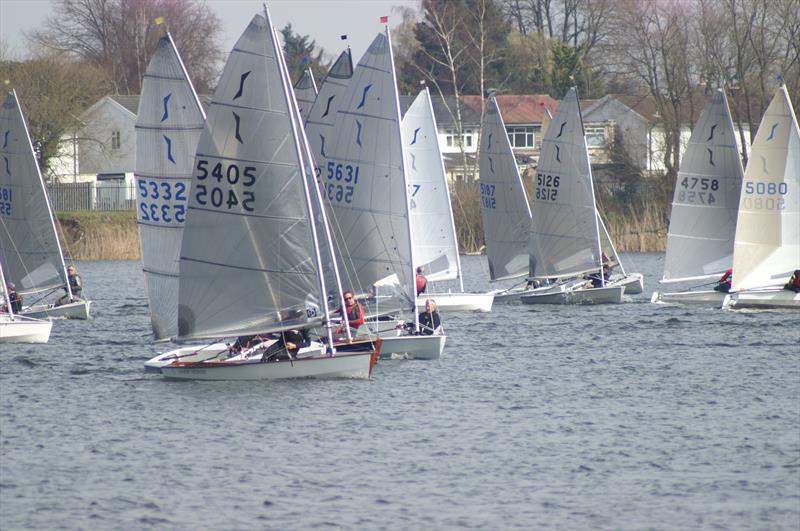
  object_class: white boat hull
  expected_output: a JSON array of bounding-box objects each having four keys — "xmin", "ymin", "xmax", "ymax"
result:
[
  {"xmin": 378, "ymin": 333, "xmax": 446, "ymax": 360},
  {"xmin": 22, "ymin": 300, "xmax": 91, "ymax": 320},
  {"xmin": 724, "ymin": 289, "xmax": 800, "ymax": 309},
  {"xmin": 145, "ymin": 342, "xmax": 233, "ymax": 372},
  {"xmin": 0, "ymin": 314, "xmax": 52, "ymax": 343},
  {"xmin": 521, "ymin": 284, "xmax": 625, "ymax": 305},
  {"xmin": 160, "ymin": 351, "xmax": 376, "ymax": 380},
  {"xmin": 416, "ymin": 292, "xmax": 493, "ymax": 312},
  {"xmin": 610, "ymin": 273, "xmax": 644, "ymax": 295},
  {"xmin": 651, "ymin": 290, "xmax": 726, "ymax": 307}
]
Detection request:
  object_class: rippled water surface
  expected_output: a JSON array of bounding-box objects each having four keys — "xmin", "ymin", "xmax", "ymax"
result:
[{"xmin": 1, "ymin": 254, "xmax": 798, "ymax": 530}]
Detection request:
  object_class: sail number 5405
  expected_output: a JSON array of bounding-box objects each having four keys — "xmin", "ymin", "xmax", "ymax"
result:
[{"xmin": 195, "ymin": 159, "xmax": 255, "ymax": 212}]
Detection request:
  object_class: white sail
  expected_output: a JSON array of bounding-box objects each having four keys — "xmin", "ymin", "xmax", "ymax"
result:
[
  {"xmin": 0, "ymin": 90, "xmax": 68, "ymax": 294},
  {"xmin": 322, "ymin": 31, "xmax": 415, "ymax": 312},
  {"xmin": 732, "ymin": 85, "xmax": 800, "ymax": 291},
  {"xmin": 478, "ymin": 97, "xmax": 532, "ymax": 281},
  {"xmin": 402, "ymin": 88, "xmax": 461, "ymax": 283},
  {"xmin": 294, "ymin": 66, "xmax": 318, "ymax": 124},
  {"xmin": 177, "ymin": 13, "xmax": 326, "ymax": 340},
  {"xmin": 663, "ymin": 89, "xmax": 743, "ymax": 283},
  {"xmin": 135, "ymin": 33, "xmax": 206, "ymax": 340},
  {"xmin": 529, "ymin": 87, "xmax": 602, "ymax": 279}
]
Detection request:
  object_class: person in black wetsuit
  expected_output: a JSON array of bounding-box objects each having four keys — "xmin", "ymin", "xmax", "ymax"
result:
[
  {"xmin": 261, "ymin": 329, "xmax": 310, "ymax": 362},
  {"xmin": 57, "ymin": 265, "xmax": 82, "ymax": 305},
  {"xmin": 784, "ymin": 269, "xmax": 800, "ymax": 293},
  {"xmin": 714, "ymin": 268, "xmax": 733, "ymax": 293},
  {"xmin": 418, "ymin": 299, "xmax": 441, "ymax": 335}
]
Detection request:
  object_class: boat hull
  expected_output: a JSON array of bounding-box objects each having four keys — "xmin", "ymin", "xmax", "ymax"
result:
[
  {"xmin": 611, "ymin": 273, "xmax": 644, "ymax": 295},
  {"xmin": 724, "ymin": 289, "xmax": 800, "ymax": 309},
  {"xmin": 521, "ymin": 285, "xmax": 625, "ymax": 305},
  {"xmin": 144, "ymin": 342, "xmax": 233, "ymax": 372},
  {"xmin": 23, "ymin": 300, "xmax": 91, "ymax": 320},
  {"xmin": 378, "ymin": 333, "xmax": 446, "ymax": 360},
  {"xmin": 651, "ymin": 290, "xmax": 726, "ymax": 307},
  {"xmin": 417, "ymin": 292, "xmax": 493, "ymax": 312},
  {"xmin": 0, "ymin": 314, "xmax": 52, "ymax": 343}
]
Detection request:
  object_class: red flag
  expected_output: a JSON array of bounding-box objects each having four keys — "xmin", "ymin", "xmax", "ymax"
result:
[{"xmin": 380, "ymin": 15, "xmax": 388, "ymax": 23}]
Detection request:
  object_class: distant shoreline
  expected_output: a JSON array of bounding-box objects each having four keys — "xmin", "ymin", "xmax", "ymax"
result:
[{"xmin": 56, "ymin": 210, "xmax": 665, "ymax": 261}]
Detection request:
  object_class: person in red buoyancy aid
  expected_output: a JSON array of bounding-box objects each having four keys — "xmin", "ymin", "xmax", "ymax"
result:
[
  {"xmin": 784, "ymin": 269, "xmax": 800, "ymax": 293},
  {"xmin": 415, "ymin": 267, "xmax": 427, "ymax": 295},
  {"xmin": 336, "ymin": 291, "xmax": 365, "ymax": 335},
  {"xmin": 714, "ymin": 268, "xmax": 733, "ymax": 293}
]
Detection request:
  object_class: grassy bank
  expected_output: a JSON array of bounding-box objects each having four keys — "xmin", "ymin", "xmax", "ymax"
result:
[
  {"xmin": 55, "ymin": 186, "xmax": 668, "ymax": 261},
  {"xmin": 56, "ymin": 210, "xmax": 140, "ymax": 261}
]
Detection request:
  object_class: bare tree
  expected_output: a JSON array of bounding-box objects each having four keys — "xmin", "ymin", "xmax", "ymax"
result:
[{"xmin": 26, "ymin": 0, "xmax": 222, "ymax": 94}]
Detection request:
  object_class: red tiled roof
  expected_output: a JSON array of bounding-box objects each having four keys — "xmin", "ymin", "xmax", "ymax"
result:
[{"xmin": 462, "ymin": 94, "xmax": 559, "ymax": 124}]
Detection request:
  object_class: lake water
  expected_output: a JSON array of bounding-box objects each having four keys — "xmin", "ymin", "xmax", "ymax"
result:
[{"xmin": 1, "ymin": 254, "xmax": 798, "ymax": 530}]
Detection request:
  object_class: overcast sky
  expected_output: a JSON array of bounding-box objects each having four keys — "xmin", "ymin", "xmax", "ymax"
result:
[{"xmin": 1, "ymin": 0, "xmax": 419, "ymax": 63}]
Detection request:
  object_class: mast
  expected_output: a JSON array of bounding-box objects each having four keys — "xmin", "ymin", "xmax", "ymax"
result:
[
  {"xmin": 264, "ymin": 13, "xmax": 352, "ymax": 344},
  {"xmin": 386, "ymin": 24, "xmax": 420, "ymax": 330},
  {"xmin": 0, "ymin": 262, "xmax": 13, "ymax": 317}
]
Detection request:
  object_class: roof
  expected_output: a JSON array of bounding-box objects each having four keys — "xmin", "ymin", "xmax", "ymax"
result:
[
  {"xmin": 400, "ymin": 93, "xmax": 558, "ymax": 127},
  {"xmin": 108, "ymin": 94, "xmax": 212, "ymax": 115}
]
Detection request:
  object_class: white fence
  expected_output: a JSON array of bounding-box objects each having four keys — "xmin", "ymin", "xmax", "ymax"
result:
[{"xmin": 47, "ymin": 182, "xmax": 136, "ymax": 211}]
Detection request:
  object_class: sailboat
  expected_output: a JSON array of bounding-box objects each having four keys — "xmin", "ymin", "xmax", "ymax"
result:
[
  {"xmin": 0, "ymin": 90, "xmax": 91, "ymax": 320},
  {"xmin": 135, "ymin": 32, "xmax": 206, "ymax": 340},
  {"xmin": 293, "ymin": 65, "xmax": 317, "ymax": 124},
  {"xmin": 723, "ymin": 84, "xmax": 799, "ymax": 309},
  {"xmin": 0, "ymin": 262, "xmax": 51, "ymax": 343},
  {"xmin": 651, "ymin": 89, "xmax": 743, "ymax": 305},
  {"xmin": 155, "ymin": 9, "xmax": 380, "ymax": 379},
  {"xmin": 317, "ymin": 29, "xmax": 446, "ymax": 360},
  {"xmin": 477, "ymin": 95, "xmax": 539, "ymax": 303},
  {"xmin": 403, "ymin": 87, "xmax": 493, "ymax": 312},
  {"xmin": 523, "ymin": 87, "xmax": 632, "ymax": 304}
]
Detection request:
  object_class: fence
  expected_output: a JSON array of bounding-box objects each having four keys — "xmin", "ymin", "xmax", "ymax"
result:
[{"xmin": 47, "ymin": 181, "xmax": 137, "ymax": 211}]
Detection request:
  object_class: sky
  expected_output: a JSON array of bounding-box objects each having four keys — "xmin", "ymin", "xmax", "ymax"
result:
[{"xmin": 0, "ymin": 0, "xmax": 420, "ymax": 62}]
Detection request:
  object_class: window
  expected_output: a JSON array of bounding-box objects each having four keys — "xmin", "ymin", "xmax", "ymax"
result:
[
  {"xmin": 585, "ymin": 126, "xmax": 606, "ymax": 147},
  {"xmin": 506, "ymin": 126, "xmax": 535, "ymax": 148},
  {"xmin": 111, "ymin": 131, "xmax": 121, "ymax": 150},
  {"xmin": 445, "ymin": 129, "xmax": 454, "ymax": 147}
]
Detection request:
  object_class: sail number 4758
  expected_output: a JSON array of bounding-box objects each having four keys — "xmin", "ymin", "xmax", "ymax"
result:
[{"xmin": 195, "ymin": 159, "xmax": 255, "ymax": 212}]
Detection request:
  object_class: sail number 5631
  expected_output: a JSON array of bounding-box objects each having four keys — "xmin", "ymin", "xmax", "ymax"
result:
[
  {"xmin": 195, "ymin": 159, "xmax": 255, "ymax": 212},
  {"xmin": 325, "ymin": 161, "xmax": 360, "ymax": 204}
]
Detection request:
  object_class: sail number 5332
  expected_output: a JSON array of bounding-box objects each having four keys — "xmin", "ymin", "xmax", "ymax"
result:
[{"xmin": 195, "ymin": 159, "xmax": 255, "ymax": 212}]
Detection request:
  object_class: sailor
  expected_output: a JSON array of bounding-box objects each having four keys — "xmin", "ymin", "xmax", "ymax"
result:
[
  {"xmin": 335, "ymin": 291, "xmax": 365, "ymax": 335},
  {"xmin": 6, "ymin": 283, "xmax": 23, "ymax": 312},
  {"xmin": 415, "ymin": 267, "xmax": 427, "ymax": 295},
  {"xmin": 784, "ymin": 269, "xmax": 800, "ymax": 293},
  {"xmin": 57, "ymin": 265, "xmax": 82, "ymax": 306},
  {"xmin": 714, "ymin": 268, "xmax": 733, "ymax": 293},
  {"xmin": 418, "ymin": 299, "xmax": 442, "ymax": 335}
]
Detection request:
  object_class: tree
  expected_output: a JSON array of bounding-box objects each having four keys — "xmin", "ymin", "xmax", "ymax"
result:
[
  {"xmin": 26, "ymin": 0, "xmax": 222, "ymax": 94},
  {"xmin": 280, "ymin": 23, "xmax": 329, "ymax": 86},
  {"xmin": 0, "ymin": 53, "xmax": 111, "ymax": 177}
]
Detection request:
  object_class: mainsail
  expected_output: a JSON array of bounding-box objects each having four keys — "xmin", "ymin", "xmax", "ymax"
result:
[
  {"xmin": 135, "ymin": 33, "xmax": 206, "ymax": 340},
  {"xmin": 322, "ymin": 31, "xmax": 415, "ymax": 313},
  {"xmin": 0, "ymin": 90, "xmax": 68, "ymax": 295},
  {"xmin": 663, "ymin": 89, "xmax": 743, "ymax": 283},
  {"xmin": 478, "ymin": 97, "xmax": 533, "ymax": 281},
  {"xmin": 293, "ymin": 66, "xmax": 318, "ymax": 124},
  {"xmin": 177, "ymin": 12, "xmax": 328, "ymax": 340},
  {"xmin": 529, "ymin": 87, "xmax": 602, "ymax": 279},
  {"xmin": 402, "ymin": 88, "xmax": 461, "ymax": 284},
  {"xmin": 732, "ymin": 85, "xmax": 800, "ymax": 291}
]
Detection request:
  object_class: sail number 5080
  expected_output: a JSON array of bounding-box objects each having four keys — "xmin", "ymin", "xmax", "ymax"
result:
[{"xmin": 195, "ymin": 159, "xmax": 255, "ymax": 212}]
